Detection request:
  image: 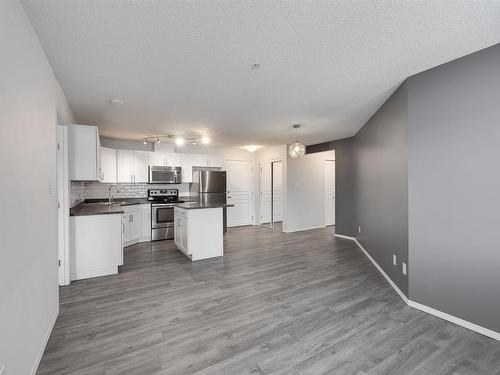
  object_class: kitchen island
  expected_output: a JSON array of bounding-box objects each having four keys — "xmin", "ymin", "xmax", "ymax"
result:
[{"xmin": 174, "ymin": 202, "xmax": 233, "ymax": 261}]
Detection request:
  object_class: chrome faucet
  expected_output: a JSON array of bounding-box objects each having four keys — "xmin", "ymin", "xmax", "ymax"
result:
[{"xmin": 108, "ymin": 185, "xmax": 119, "ymax": 204}]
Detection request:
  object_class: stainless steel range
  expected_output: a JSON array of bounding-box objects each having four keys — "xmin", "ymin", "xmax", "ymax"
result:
[{"xmin": 148, "ymin": 188, "xmax": 184, "ymax": 241}]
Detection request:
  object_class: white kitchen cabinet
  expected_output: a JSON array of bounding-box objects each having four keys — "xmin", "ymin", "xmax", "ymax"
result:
[
  {"xmin": 117, "ymin": 150, "xmax": 149, "ymax": 183},
  {"xmin": 149, "ymin": 152, "xmax": 181, "ymax": 167},
  {"xmin": 174, "ymin": 206, "xmax": 223, "ymax": 261},
  {"xmin": 192, "ymin": 154, "xmax": 209, "ymax": 167},
  {"xmin": 179, "ymin": 154, "xmax": 194, "ymax": 183},
  {"xmin": 122, "ymin": 205, "xmax": 141, "ymax": 246},
  {"xmin": 140, "ymin": 204, "xmax": 151, "ymax": 242},
  {"xmin": 133, "ymin": 151, "xmax": 149, "ymax": 182},
  {"xmin": 70, "ymin": 213, "xmax": 123, "ymax": 281},
  {"xmin": 208, "ymin": 154, "xmax": 224, "ymax": 168},
  {"xmin": 100, "ymin": 147, "xmax": 117, "ymax": 183},
  {"xmin": 67, "ymin": 124, "xmax": 102, "ymax": 181}
]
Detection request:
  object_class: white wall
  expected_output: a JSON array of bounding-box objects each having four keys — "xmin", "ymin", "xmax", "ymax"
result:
[
  {"xmin": 0, "ymin": 2, "xmax": 74, "ymax": 374},
  {"xmin": 284, "ymin": 150, "xmax": 335, "ymax": 232}
]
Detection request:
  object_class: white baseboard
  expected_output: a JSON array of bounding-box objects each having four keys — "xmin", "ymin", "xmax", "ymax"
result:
[
  {"xmin": 71, "ymin": 266, "xmax": 118, "ymax": 281},
  {"xmin": 31, "ymin": 307, "xmax": 59, "ymax": 375},
  {"xmin": 408, "ymin": 300, "xmax": 500, "ymax": 341},
  {"xmin": 335, "ymin": 233, "xmax": 499, "ymax": 341},
  {"xmin": 283, "ymin": 225, "xmax": 326, "ymax": 233},
  {"xmin": 335, "ymin": 234, "xmax": 408, "ymax": 303}
]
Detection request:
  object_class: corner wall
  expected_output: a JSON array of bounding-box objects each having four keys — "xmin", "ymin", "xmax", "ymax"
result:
[
  {"xmin": 353, "ymin": 82, "xmax": 409, "ymax": 296},
  {"xmin": 407, "ymin": 43, "xmax": 500, "ymax": 332},
  {"xmin": 0, "ymin": 2, "xmax": 74, "ymax": 374}
]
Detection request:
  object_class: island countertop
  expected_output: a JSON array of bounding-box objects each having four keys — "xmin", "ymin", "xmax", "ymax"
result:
[{"xmin": 175, "ymin": 202, "xmax": 234, "ymax": 210}]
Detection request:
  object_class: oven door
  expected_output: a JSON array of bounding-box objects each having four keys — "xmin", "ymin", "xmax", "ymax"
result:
[{"xmin": 152, "ymin": 205, "xmax": 175, "ymax": 229}]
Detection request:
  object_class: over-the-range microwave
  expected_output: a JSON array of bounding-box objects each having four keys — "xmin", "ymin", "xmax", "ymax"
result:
[{"xmin": 148, "ymin": 166, "xmax": 182, "ymax": 184}]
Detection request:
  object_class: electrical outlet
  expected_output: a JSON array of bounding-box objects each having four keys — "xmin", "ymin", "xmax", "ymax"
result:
[
  {"xmin": 402, "ymin": 262, "xmax": 407, "ymax": 276},
  {"xmin": 393, "ymin": 254, "xmax": 397, "ymax": 266},
  {"xmin": 358, "ymin": 226, "xmax": 361, "ymax": 234}
]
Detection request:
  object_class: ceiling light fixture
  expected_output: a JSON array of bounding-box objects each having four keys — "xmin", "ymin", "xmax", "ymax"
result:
[
  {"xmin": 108, "ymin": 98, "xmax": 124, "ymax": 106},
  {"xmin": 243, "ymin": 145, "xmax": 260, "ymax": 153},
  {"xmin": 142, "ymin": 133, "xmax": 210, "ymax": 147},
  {"xmin": 288, "ymin": 124, "xmax": 306, "ymax": 158}
]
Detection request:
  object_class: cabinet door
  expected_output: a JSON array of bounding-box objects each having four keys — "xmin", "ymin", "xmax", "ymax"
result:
[
  {"xmin": 192, "ymin": 154, "xmax": 209, "ymax": 167},
  {"xmin": 122, "ymin": 214, "xmax": 130, "ymax": 244},
  {"xmin": 175, "ymin": 213, "xmax": 183, "ymax": 248},
  {"xmin": 141, "ymin": 205, "xmax": 151, "ymax": 240},
  {"xmin": 129, "ymin": 210, "xmax": 141, "ymax": 241},
  {"xmin": 133, "ymin": 151, "xmax": 149, "ymax": 182},
  {"xmin": 100, "ymin": 147, "xmax": 117, "ymax": 183},
  {"xmin": 149, "ymin": 152, "xmax": 167, "ymax": 166},
  {"xmin": 180, "ymin": 154, "xmax": 193, "ymax": 183},
  {"xmin": 67, "ymin": 124, "xmax": 100, "ymax": 181},
  {"xmin": 166, "ymin": 153, "xmax": 180, "ymax": 167},
  {"xmin": 208, "ymin": 154, "xmax": 224, "ymax": 168},
  {"xmin": 117, "ymin": 150, "xmax": 134, "ymax": 183},
  {"xmin": 181, "ymin": 215, "xmax": 189, "ymax": 252}
]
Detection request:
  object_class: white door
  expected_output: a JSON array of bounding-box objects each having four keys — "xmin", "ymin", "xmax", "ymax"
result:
[
  {"xmin": 133, "ymin": 151, "xmax": 149, "ymax": 183},
  {"xmin": 100, "ymin": 147, "xmax": 117, "ymax": 183},
  {"xmin": 225, "ymin": 160, "xmax": 253, "ymax": 227},
  {"xmin": 324, "ymin": 160, "xmax": 336, "ymax": 226},
  {"xmin": 259, "ymin": 162, "xmax": 272, "ymax": 226},
  {"xmin": 272, "ymin": 161, "xmax": 283, "ymax": 222},
  {"xmin": 117, "ymin": 150, "xmax": 134, "ymax": 183}
]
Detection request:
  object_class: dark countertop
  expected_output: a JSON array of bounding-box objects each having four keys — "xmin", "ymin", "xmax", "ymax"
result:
[
  {"xmin": 175, "ymin": 202, "xmax": 234, "ymax": 210},
  {"xmin": 70, "ymin": 197, "xmax": 199, "ymax": 216}
]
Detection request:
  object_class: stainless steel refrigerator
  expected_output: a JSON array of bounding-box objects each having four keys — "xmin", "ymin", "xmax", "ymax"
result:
[{"xmin": 191, "ymin": 170, "xmax": 227, "ymax": 233}]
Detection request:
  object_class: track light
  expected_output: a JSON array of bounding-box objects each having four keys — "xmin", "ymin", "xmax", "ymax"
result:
[{"xmin": 175, "ymin": 137, "xmax": 185, "ymax": 146}]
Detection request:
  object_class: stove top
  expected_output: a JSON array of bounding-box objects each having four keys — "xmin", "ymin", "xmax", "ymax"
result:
[{"xmin": 147, "ymin": 188, "xmax": 183, "ymax": 204}]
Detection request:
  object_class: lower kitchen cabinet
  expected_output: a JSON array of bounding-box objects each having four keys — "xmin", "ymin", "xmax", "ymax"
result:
[
  {"xmin": 140, "ymin": 204, "xmax": 152, "ymax": 242},
  {"xmin": 123, "ymin": 204, "xmax": 151, "ymax": 246},
  {"xmin": 174, "ymin": 206, "xmax": 223, "ymax": 261},
  {"xmin": 70, "ymin": 214, "xmax": 123, "ymax": 281}
]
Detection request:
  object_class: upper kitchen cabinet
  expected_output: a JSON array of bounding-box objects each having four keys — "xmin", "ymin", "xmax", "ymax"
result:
[
  {"xmin": 191, "ymin": 154, "xmax": 224, "ymax": 168},
  {"xmin": 67, "ymin": 124, "xmax": 102, "ymax": 181},
  {"xmin": 100, "ymin": 147, "xmax": 117, "ymax": 183},
  {"xmin": 148, "ymin": 152, "xmax": 180, "ymax": 167},
  {"xmin": 117, "ymin": 150, "xmax": 149, "ymax": 183},
  {"xmin": 179, "ymin": 154, "xmax": 193, "ymax": 183}
]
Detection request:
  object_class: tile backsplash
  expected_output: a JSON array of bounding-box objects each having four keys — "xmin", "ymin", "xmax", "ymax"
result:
[
  {"xmin": 84, "ymin": 182, "xmax": 192, "ymax": 199},
  {"xmin": 70, "ymin": 181, "xmax": 85, "ymax": 207}
]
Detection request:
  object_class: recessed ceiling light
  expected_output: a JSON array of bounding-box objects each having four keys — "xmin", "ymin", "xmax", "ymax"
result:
[
  {"xmin": 108, "ymin": 98, "xmax": 124, "ymax": 106},
  {"xmin": 243, "ymin": 145, "xmax": 260, "ymax": 153},
  {"xmin": 201, "ymin": 136, "xmax": 210, "ymax": 145},
  {"xmin": 250, "ymin": 63, "xmax": 260, "ymax": 71}
]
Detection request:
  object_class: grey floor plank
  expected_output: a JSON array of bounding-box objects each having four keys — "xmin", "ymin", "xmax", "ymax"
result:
[{"xmin": 36, "ymin": 226, "xmax": 499, "ymax": 375}]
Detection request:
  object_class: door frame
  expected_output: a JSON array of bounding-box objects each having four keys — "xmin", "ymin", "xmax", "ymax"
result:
[
  {"xmin": 324, "ymin": 159, "xmax": 336, "ymax": 227},
  {"xmin": 258, "ymin": 158, "xmax": 282, "ymax": 228},
  {"xmin": 224, "ymin": 159, "xmax": 255, "ymax": 226},
  {"xmin": 57, "ymin": 125, "xmax": 70, "ymax": 286}
]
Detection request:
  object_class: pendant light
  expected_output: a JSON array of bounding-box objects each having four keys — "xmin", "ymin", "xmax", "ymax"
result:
[{"xmin": 288, "ymin": 124, "xmax": 306, "ymax": 158}]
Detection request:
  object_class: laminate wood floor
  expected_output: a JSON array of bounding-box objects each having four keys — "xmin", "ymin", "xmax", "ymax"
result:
[{"xmin": 38, "ymin": 226, "xmax": 499, "ymax": 375}]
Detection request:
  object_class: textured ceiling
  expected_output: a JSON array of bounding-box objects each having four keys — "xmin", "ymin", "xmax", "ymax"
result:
[{"xmin": 23, "ymin": 1, "xmax": 500, "ymax": 147}]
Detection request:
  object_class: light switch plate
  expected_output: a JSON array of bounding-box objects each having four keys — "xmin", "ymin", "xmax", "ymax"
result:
[{"xmin": 402, "ymin": 262, "xmax": 407, "ymax": 275}]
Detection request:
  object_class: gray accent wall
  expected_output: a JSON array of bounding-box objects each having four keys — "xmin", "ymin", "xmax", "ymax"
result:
[
  {"xmin": 307, "ymin": 137, "xmax": 356, "ymax": 236},
  {"xmin": 407, "ymin": 44, "xmax": 500, "ymax": 332},
  {"xmin": 353, "ymin": 83, "xmax": 409, "ymax": 296}
]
